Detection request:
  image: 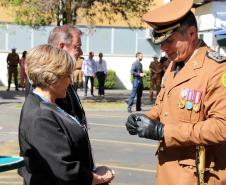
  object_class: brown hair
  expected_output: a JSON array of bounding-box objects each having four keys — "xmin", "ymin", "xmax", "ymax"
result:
[
  {"xmin": 26, "ymin": 44, "xmax": 75, "ymax": 87},
  {"xmin": 136, "ymin": 52, "xmax": 142, "ymax": 58}
]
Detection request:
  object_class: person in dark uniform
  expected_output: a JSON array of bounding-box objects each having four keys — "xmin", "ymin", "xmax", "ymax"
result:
[
  {"xmin": 6, "ymin": 48, "xmax": 20, "ymax": 91},
  {"xmin": 125, "ymin": 0, "xmax": 226, "ymax": 185},
  {"xmin": 127, "ymin": 52, "xmax": 145, "ymax": 113},
  {"xmin": 19, "ymin": 44, "xmax": 115, "ymax": 185}
]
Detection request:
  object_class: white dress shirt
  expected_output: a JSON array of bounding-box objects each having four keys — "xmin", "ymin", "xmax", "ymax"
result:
[
  {"xmin": 96, "ymin": 59, "xmax": 107, "ymax": 74},
  {"xmin": 82, "ymin": 59, "xmax": 97, "ymax": 76}
]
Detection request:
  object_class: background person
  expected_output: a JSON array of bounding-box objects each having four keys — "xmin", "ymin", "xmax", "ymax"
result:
[
  {"xmin": 160, "ymin": 55, "xmax": 170, "ymax": 76},
  {"xmin": 82, "ymin": 51, "xmax": 97, "ymax": 97},
  {"xmin": 19, "ymin": 44, "xmax": 114, "ymax": 185},
  {"xmin": 96, "ymin": 52, "xmax": 107, "ymax": 97},
  {"xmin": 6, "ymin": 48, "xmax": 20, "ymax": 91},
  {"xmin": 126, "ymin": 0, "xmax": 226, "ymax": 184},
  {"xmin": 159, "ymin": 52, "xmax": 170, "ymax": 79},
  {"xmin": 73, "ymin": 56, "xmax": 84, "ymax": 90},
  {"xmin": 127, "ymin": 52, "xmax": 144, "ymax": 113},
  {"xmin": 19, "ymin": 50, "xmax": 27, "ymax": 91},
  {"xmin": 149, "ymin": 55, "xmax": 162, "ymax": 102}
]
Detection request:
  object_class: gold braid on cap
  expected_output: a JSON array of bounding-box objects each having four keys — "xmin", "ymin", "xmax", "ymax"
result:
[
  {"xmin": 148, "ymin": 23, "xmax": 158, "ymax": 29},
  {"xmin": 154, "ymin": 23, "xmax": 181, "ymax": 33}
]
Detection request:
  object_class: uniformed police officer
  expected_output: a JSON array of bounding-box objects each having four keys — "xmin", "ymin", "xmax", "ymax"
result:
[
  {"xmin": 6, "ymin": 48, "xmax": 20, "ymax": 91},
  {"xmin": 125, "ymin": 0, "xmax": 226, "ymax": 185},
  {"xmin": 73, "ymin": 56, "xmax": 84, "ymax": 89},
  {"xmin": 149, "ymin": 55, "xmax": 162, "ymax": 101}
]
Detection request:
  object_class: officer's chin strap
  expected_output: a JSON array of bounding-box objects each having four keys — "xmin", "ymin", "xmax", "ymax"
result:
[{"xmin": 196, "ymin": 146, "xmax": 206, "ymax": 185}]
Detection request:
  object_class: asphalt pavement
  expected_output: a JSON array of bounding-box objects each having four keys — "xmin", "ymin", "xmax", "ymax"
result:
[{"xmin": 0, "ymin": 86, "xmax": 157, "ymax": 185}]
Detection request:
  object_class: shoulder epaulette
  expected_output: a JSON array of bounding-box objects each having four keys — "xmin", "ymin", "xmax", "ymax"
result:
[{"xmin": 207, "ymin": 51, "xmax": 226, "ymax": 63}]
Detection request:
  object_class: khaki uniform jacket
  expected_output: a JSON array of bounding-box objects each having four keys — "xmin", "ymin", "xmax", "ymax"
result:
[
  {"xmin": 146, "ymin": 43, "xmax": 226, "ymax": 185},
  {"xmin": 7, "ymin": 53, "xmax": 19, "ymax": 66},
  {"xmin": 75, "ymin": 58, "xmax": 83, "ymax": 69},
  {"xmin": 149, "ymin": 61, "xmax": 162, "ymax": 79}
]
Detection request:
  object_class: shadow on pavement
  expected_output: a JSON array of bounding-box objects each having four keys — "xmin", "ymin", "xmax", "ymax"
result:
[
  {"xmin": 0, "ymin": 102, "xmax": 22, "ymax": 105},
  {"xmin": 80, "ymin": 91, "xmax": 154, "ymax": 106},
  {"xmin": 0, "ymin": 90, "xmax": 25, "ymax": 100}
]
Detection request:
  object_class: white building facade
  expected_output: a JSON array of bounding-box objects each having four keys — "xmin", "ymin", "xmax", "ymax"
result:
[
  {"xmin": 196, "ymin": 1, "xmax": 226, "ymax": 55},
  {"xmin": 0, "ymin": 24, "xmax": 159, "ymax": 89},
  {"xmin": 1, "ymin": 1, "xmax": 226, "ymax": 89}
]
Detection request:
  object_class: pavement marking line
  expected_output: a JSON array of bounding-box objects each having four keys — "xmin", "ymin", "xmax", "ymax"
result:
[
  {"xmin": 87, "ymin": 114, "xmax": 126, "ymax": 118},
  {"xmin": 0, "ymin": 132, "xmax": 18, "ymax": 135},
  {"xmin": 90, "ymin": 138, "xmax": 158, "ymax": 148},
  {"xmin": 0, "ymin": 182, "xmax": 21, "ymax": 185},
  {"xmin": 89, "ymin": 123, "xmax": 125, "ymax": 128},
  {"xmin": 1, "ymin": 171, "xmax": 18, "ymax": 174},
  {"xmin": 0, "ymin": 176, "xmax": 20, "ymax": 179},
  {"xmin": 96, "ymin": 163, "xmax": 156, "ymax": 173}
]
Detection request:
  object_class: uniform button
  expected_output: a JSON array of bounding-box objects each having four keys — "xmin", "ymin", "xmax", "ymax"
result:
[
  {"xmin": 160, "ymin": 147, "xmax": 164, "ymax": 151},
  {"xmin": 164, "ymin": 112, "xmax": 168, "ymax": 116}
]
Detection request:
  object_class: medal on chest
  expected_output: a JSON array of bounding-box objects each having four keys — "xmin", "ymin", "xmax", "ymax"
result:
[
  {"xmin": 193, "ymin": 91, "xmax": 202, "ymax": 112},
  {"xmin": 185, "ymin": 89, "xmax": 195, "ymax": 110},
  {"xmin": 178, "ymin": 88, "xmax": 202, "ymax": 112},
  {"xmin": 178, "ymin": 88, "xmax": 188, "ymax": 109}
]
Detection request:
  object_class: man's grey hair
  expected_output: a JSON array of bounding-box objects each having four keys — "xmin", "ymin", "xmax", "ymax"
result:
[{"xmin": 48, "ymin": 25, "xmax": 82, "ymax": 47}]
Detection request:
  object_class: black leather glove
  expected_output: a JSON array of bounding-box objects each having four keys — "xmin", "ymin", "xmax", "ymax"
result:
[{"xmin": 125, "ymin": 113, "xmax": 164, "ymax": 140}]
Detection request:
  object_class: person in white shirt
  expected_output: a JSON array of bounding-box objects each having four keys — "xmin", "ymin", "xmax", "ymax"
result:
[
  {"xmin": 96, "ymin": 52, "xmax": 107, "ymax": 96},
  {"xmin": 82, "ymin": 51, "xmax": 97, "ymax": 97}
]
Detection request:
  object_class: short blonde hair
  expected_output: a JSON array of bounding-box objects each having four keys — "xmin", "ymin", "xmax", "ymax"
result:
[{"xmin": 25, "ymin": 44, "xmax": 75, "ymax": 87}]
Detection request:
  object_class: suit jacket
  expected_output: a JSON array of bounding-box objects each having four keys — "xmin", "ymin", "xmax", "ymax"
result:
[
  {"xmin": 19, "ymin": 92, "xmax": 94, "ymax": 185},
  {"xmin": 25, "ymin": 83, "xmax": 87, "ymax": 126},
  {"xmin": 56, "ymin": 85, "xmax": 87, "ymax": 126},
  {"xmin": 146, "ymin": 42, "xmax": 226, "ymax": 185}
]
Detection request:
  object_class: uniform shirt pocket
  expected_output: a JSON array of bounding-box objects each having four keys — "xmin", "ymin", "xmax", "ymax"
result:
[{"xmin": 177, "ymin": 108, "xmax": 200, "ymax": 123}]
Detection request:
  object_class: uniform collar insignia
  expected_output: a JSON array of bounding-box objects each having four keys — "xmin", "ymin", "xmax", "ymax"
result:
[
  {"xmin": 207, "ymin": 51, "xmax": 226, "ymax": 63},
  {"xmin": 193, "ymin": 61, "xmax": 199, "ymax": 67}
]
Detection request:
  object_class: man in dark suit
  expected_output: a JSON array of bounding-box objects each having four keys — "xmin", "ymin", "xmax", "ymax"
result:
[
  {"xmin": 25, "ymin": 25, "xmax": 86, "ymax": 126},
  {"xmin": 48, "ymin": 25, "xmax": 87, "ymax": 126}
]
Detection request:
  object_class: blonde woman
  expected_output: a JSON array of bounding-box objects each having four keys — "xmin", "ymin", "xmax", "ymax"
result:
[{"xmin": 19, "ymin": 44, "xmax": 114, "ymax": 185}]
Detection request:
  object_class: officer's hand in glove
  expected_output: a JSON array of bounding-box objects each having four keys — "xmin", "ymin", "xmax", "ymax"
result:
[{"xmin": 125, "ymin": 113, "xmax": 164, "ymax": 140}]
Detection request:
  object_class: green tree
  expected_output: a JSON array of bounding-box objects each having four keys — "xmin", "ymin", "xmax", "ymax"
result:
[{"xmin": 0, "ymin": 0, "xmax": 153, "ymax": 27}]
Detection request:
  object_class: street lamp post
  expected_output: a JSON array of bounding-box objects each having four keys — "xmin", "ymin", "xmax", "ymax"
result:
[{"xmin": 58, "ymin": 0, "xmax": 64, "ymax": 26}]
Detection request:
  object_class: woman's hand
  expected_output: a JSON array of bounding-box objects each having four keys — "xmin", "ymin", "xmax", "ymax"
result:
[{"xmin": 91, "ymin": 166, "xmax": 115, "ymax": 185}]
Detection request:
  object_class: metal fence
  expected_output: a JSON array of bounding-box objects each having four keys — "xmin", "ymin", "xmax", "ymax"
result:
[{"xmin": 0, "ymin": 24, "xmax": 159, "ymax": 56}]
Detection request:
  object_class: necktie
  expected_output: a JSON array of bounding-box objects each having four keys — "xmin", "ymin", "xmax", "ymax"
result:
[{"xmin": 174, "ymin": 62, "xmax": 184, "ymax": 76}]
